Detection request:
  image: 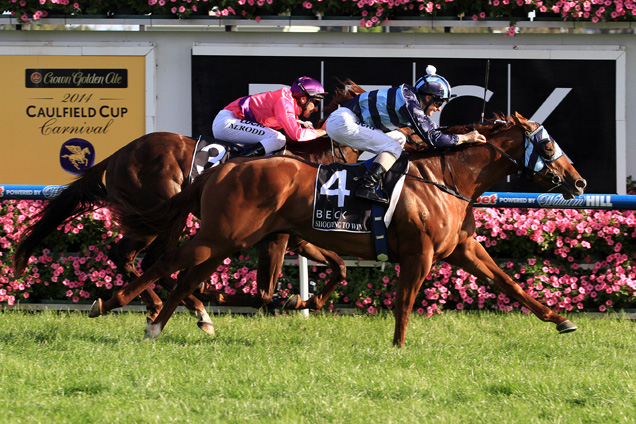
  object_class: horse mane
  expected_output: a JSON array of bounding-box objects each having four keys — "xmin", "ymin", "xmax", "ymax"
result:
[
  {"xmin": 404, "ymin": 113, "xmax": 519, "ymax": 154},
  {"xmin": 443, "ymin": 113, "xmax": 514, "ymax": 137},
  {"xmin": 322, "ymin": 79, "xmax": 366, "ymax": 118}
]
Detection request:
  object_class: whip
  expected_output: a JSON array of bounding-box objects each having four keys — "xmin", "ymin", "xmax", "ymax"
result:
[{"xmin": 480, "ymin": 59, "xmax": 491, "ymax": 123}]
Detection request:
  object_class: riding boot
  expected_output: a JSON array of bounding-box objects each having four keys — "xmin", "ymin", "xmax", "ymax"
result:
[
  {"xmin": 240, "ymin": 142, "xmax": 266, "ymax": 158},
  {"xmin": 355, "ymin": 162, "xmax": 389, "ymax": 204}
]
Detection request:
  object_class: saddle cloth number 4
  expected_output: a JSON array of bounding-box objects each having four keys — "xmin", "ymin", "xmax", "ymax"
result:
[{"xmin": 320, "ymin": 169, "xmax": 351, "ymax": 208}]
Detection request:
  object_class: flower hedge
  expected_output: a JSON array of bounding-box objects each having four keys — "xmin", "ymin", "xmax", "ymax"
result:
[
  {"xmin": 1, "ymin": 196, "xmax": 635, "ymax": 314},
  {"xmin": 3, "ymin": 0, "xmax": 636, "ymax": 29}
]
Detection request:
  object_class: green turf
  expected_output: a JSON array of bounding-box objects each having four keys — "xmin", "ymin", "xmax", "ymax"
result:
[{"xmin": 0, "ymin": 310, "xmax": 634, "ymax": 423}]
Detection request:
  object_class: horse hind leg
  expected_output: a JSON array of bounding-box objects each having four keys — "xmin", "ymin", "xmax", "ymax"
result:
[
  {"xmin": 197, "ymin": 233, "xmax": 290, "ymax": 309},
  {"xmin": 151, "ymin": 275, "xmax": 214, "ymax": 335},
  {"xmin": 92, "ymin": 238, "xmax": 219, "ymax": 318},
  {"xmin": 146, "ymin": 256, "xmax": 225, "ymax": 339},
  {"xmin": 106, "ymin": 235, "xmax": 164, "ymax": 319},
  {"xmin": 141, "ymin": 234, "xmax": 210, "ymax": 325},
  {"xmin": 283, "ymin": 240, "xmax": 347, "ymax": 311}
]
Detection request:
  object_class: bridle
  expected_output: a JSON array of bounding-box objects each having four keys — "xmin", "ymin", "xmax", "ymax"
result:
[
  {"xmin": 484, "ymin": 121, "xmax": 566, "ymax": 192},
  {"xmin": 403, "ymin": 119, "xmax": 567, "ymax": 202}
]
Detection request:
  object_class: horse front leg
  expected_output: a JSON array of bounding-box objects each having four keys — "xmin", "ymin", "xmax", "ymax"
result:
[
  {"xmin": 392, "ymin": 253, "xmax": 433, "ymax": 348},
  {"xmin": 445, "ymin": 238, "xmax": 577, "ymax": 333},
  {"xmin": 283, "ymin": 238, "xmax": 347, "ymax": 311}
]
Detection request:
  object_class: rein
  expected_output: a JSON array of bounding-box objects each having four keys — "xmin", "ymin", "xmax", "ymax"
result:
[
  {"xmin": 404, "ymin": 170, "xmax": 474, "ymax": 203},
  {"xmin": 401, "ymin": 120, "xmax": 561, "ymax": 203},
  {"xmin": 330, "ymin": 139, "xmax": 349, "ymax": 164},
  {"xmin": 403, "ymin": 133, "xmax": 473, "ymax": 203}
]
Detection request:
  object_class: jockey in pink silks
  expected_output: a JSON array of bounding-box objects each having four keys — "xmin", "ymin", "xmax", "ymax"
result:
[{"xmin": 212, "ymin": 77, "xmax": 327, "ymax": 157}]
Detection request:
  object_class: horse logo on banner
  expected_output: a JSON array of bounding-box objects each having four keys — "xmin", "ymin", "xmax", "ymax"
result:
[{"xmin": 60, "ymin": 138, "xmax": 95, "ymax": 175}]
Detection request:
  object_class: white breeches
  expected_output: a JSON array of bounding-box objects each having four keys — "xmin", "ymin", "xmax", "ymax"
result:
[
  {"xmin": 212, "ymin": 109, "xmax": 287, "ymax": 154},
  {"xmin": 325, "ymin": 107, "xmax": 405, "ymax": 160}
]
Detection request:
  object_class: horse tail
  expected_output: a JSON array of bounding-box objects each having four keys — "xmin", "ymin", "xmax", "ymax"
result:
[
  {"xmin": 114, "ymin": 169, "xmax": 211, "ymax": 246},
  {"xmin": 13, "ymin": 157, "xmax": 111, "ymax": 276}
]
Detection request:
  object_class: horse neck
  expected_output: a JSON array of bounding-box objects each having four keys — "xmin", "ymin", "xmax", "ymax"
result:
[{"xmin": 414, "ymin": 126, "xmax": 523, "ymax": 200}]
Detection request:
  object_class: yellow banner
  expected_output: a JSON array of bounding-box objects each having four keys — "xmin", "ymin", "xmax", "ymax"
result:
[{"xmin": 0, "ymin": 55, "xmax": 145, "ymax": 184}]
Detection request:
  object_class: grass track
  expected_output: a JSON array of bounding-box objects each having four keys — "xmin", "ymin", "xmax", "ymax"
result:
[{"xmin": 1, "ymin": 310, "xmax": 635, "ymax": 423}]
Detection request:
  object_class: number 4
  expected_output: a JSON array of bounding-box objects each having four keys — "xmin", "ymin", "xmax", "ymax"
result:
[{"xmin": 320, "ymin": 169, "xmax": 351, "ymax": 207}]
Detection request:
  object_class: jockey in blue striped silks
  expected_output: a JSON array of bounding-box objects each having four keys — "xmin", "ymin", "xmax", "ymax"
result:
[{"xmin": 326, "ymin": 65, "xmax": 487, "ymax": 204}]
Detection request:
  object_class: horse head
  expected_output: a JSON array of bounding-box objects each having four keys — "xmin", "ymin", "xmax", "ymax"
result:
[{"xmin": 509, "ymin": 112, "xmax": 587, "ymax": 199}]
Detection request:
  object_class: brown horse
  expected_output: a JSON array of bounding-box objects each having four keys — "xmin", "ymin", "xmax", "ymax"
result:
[
  {"xmin": 88, "ymin": 112, "xmax": 586, "ymax": 346},
  {"xmin": 14, "ymin": 133, "xmax": 360, "ymax": 330},
  {"xmin": 14, "ymin": 79, "xmax": 369, "ymax": 327}
]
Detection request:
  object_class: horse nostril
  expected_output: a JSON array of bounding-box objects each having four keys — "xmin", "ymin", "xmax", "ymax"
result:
[{"xmin": 575, "ymin": 179, "xmax": 587, "ymax": 190}]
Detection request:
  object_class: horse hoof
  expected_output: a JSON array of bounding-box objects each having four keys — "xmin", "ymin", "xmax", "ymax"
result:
[
  {"xmin": 283, "ymin": 295, "xmax": 300, "ymax": 310},
  {"xmin": 88, "ymin": 299, "xmax": 102, "ymax": 318},
  {"xmin": 556, "ymin": 320, "xmax": 578, "ymax": 333},
  {"xmin": 145, "ymin": 323, "xmax": 161, "ymax": 339},
  {"xmin": 197, "ymin": 321, "xmax": 216, "ymax": 336}
]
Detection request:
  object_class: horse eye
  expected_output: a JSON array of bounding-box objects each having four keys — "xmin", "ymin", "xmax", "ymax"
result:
[{"xmin": 542, "ymin": 141, "xmax": 556, "ymax": 158}]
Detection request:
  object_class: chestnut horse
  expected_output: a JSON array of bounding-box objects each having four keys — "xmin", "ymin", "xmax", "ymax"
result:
[
  {"xmin": 14, "ymin": 134, "xmax": 359, "ymax": 330},
  {"xmin": 14, "ymin": 80, "xmax": 369, "ymax": 330},
  {"xmin": 89, "ymin": 112, "xmax": 586, "ymax": 346}
]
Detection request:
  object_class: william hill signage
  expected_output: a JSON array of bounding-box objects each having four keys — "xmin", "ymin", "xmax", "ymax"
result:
[{"xmin": 25, "ymin": 68, "xmax": 128, "ymax": 88}]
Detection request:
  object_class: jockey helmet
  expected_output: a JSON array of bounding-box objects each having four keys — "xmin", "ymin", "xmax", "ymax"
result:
[
  {"xmin": 415, "ymin": 65, "xmax": 455, "ymax": 102},
  {"xmin": 291, "ymin": 77, "xmax": 327, "ymax": 100}
]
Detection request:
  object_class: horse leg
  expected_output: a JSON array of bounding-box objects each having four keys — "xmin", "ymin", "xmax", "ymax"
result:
[
  {"xmin": 283, "ymin": 238, "xmax": 347, "ymax": 311},
  {"xmin": 140, "ymin": 235, "xmax": 212, "ymax": 329},
  {"xmin": 107, "ymin": 235, "xmax": 164, "ymax": 319},
  {"xmin": 138, "ymin": 274, "xmax": 213, "ymax": 333},
  {"xmin": 198, "ymin": 233, "xmax": 290, "ymax": 308},
  {"xmin": 392, "ymin": 253, "xmax": 433, "ymax": 347},
  {"xmin": 90, "ymin": 238, "xmax": 217, "ymax": 318},
  {"xmin": 146, "ymin": 257, "xmax": 224, "ymax": 339},
  {"xmin": 445, "ymin": 238, "xmax": 576, "ymax": 333}
]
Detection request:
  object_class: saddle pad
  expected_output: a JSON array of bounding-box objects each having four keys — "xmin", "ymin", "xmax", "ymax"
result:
[
  {"xmin": 312, "ymin": 153, "xmax": 409, "ymax": 233},
  {"xmin": 189, "ymin": 135, "xmax": 244, "ymax": 181}
]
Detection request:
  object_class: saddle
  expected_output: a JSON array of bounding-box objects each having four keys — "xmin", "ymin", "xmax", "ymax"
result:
[{"xmin": 312, "ymin": 153, "xmax": 409, "ymax": 261}]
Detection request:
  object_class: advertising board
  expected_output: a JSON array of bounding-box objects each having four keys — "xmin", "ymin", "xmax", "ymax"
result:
[{"xmin": 192, "ymin": 45, "xmax": 625, "ymax": 194}]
